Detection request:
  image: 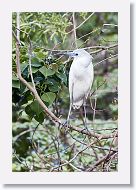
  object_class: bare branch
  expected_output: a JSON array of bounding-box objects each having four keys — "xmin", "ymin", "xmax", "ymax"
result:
[
  {"xmin": 86, "ymin": 151, "xmax": 117, "ymax": 171},
  {"xmin": 51, "ymin": 137, "xmax": 102, "ymax": 171},
  {"xmin": 13, "ymin": 31, "xmax": 61, "ymax": 122},
  {"xmin": 103, "ymin": 23, "xmax": 118, "ymax": 27},
  {"xmin": 94, "ymin": 54, "xmax": 118, "ymax": 67},
  {"xmin": 16, "ymin": 12, "xmax": 20, "ymax": 44},
  {"xmin": 76, "ymin": 12, "xmax": 95, "ymax": 29},
  {"xmin": 72, "ymin": 12, "xmax": 77, "ymax": 49},
  {"xmin": 88, "ymin": 44, "xmax": 118, "ymax": 50},
  {"xmin": 67, "ymin": 12, "xmax": 95, "ymax": 34},
  {"xmin": 28, "ymin": 40, "xmax": 37, "ymax": 91},
  {"xmin": 78, "ymin": 27, "xmax": 100, "ymax": 40},
  {"xmin": 42, "ymin": 43, "xmax": 118, "ymax": 53}
]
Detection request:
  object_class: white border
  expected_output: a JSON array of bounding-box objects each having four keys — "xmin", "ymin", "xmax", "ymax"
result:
[{"xmin": 0, "ymin": 0, "xmax": 130, "ymax": 184}]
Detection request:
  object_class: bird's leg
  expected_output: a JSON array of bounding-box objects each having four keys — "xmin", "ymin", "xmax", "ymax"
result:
[
  {"xmin": 62, "ymin": 102, "xmax": 72, "ymax": 133},
  {"xmin": 67, "ymin": 102, "xmax": 72, "ymax": 125},
  {"xmin": 83, "ymin": 101, "xmax": 87, "ymax": 129},
  {"xmin": 80, "ymin": 99, "xmax": 89, "ymax": 142},
  {"xmin": 62, "ymin": 83, "xmax": 73, "ymax": 131},
  {"xmin": 64, "ymin": 83, "xmax": 74, "ymax": 128},
  {"xmin": 82, "ymin": 99, "xmax": 90, "ymax": 133}
]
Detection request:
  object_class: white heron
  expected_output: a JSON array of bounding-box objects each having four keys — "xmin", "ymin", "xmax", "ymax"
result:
[{"xmin": 62, "ymin": 49, "xmax": 94, "ymax": 129}]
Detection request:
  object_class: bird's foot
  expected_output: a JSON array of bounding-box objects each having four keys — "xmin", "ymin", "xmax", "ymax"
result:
[
  {"xmin": 81, "ymin": 128, "xmax": 86, "ymax": 133},
  {"xmin": 61, "ymin": 120, "xmax": 70, "ymax": 134},
  {"xmin": 81, "ymin": 126, "xmax": 90, "ymax": 134}
]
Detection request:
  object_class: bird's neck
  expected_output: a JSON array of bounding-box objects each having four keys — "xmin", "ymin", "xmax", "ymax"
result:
[{"xmin": 74, "ymin": 56, "xmax": 91, "ymax": 68}]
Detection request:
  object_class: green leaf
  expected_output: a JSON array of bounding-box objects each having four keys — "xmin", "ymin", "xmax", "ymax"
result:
[
  {"xmin": 59, "ymin": 85, "xmax": 69, "ymax": 102},
  {"xmin": 39, "ymin": 66, "xmax": 55, "ymax": 78},
  {"xmin": 12, "ymin": 80, "xmax": 20, "ymax": 88},
  {"xmin": 56, "ymin": 72, "xmax": 67, "ymax": 85},
  {"xmin": 41, "ymin": 92, "xmax": 56, "ymax": 105},
  {"xmin": 34, "ymin": 112, "xmax": 44, "ymax": 123},
  {"xmin": 109, "ymin": 104, "xmax": 118, "ymax": 113},
  {"xmin": 31, "ymin": 57, "xmax": 42, "ymax": 67},
  {"xmin": 20, "ymin": 82, "xmax": 27, "ymax": 93},
  {"xmin": 26, "ymin": 93, "xmax": 33, "ymax": 101},
  {"xmin": 30, "ymin": 100, "xmax": 43, "ymax": 116},
  {"xmin": 21, "ymin": 63, "xmax": 28, "ymax": 77},
  {"xmin": 34, "ymin": 76, "xmax": 44, "ymax": 83},
  {"xmin": 45, "ymin": 78, "xmax": 56, "ymax": 85},
  {"xmin": 36, "ymin": 51, "xmax": 45, "ymax": 59},
  {"xmin": 25, "ymin": 105, "xmax": 35, "ymax": 118},
  {"xmin": 48, "ymin": 85, "xmax": 59, "ymax": 92},
  {"xmin": 31, "ymin": 67, "xmax": 39, "ymax": 73},
  {"xmin": 12, "ymin": 75, "xmax": 18, "ymax": 81},
  {"xmin": 20, "ymin": 63, "xmax": 28, "ymax": 72}
]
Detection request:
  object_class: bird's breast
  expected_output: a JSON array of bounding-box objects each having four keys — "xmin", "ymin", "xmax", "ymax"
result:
[{"xmin": 70, "ymin": 62, "xmax": 93, "ymax": 81}]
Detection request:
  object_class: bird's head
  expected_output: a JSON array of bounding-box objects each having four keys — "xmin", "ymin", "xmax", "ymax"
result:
[{"xmin": 58, "ymin": 49, "xmax": 93, "ymax": 60}]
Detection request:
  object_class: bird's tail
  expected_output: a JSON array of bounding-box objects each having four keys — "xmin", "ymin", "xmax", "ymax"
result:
[{"xmin": 72, "ymin": 99, "xmax": 83, "ymax": 109}]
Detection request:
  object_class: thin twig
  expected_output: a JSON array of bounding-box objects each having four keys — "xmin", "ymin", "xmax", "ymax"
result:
[
  {"xmin": 76, "ymin": 12, "xmax": 95, "ymax": 29},
  {"xmin": 90, "ymin": 44, "xmax": 118, "ymax": 54},
  {"xmin": 86, "ymin": 151, "xmax": 117, "ymax": 171},
  {"xmin": 13, "ymin": 151, "xmax": 32, "ymax": 171},
  {"xmin": 21, "ymin": 43, "xmax": 117, "ymax": 53},
  {"xmin": 92, "ymin": 97, "xmax": 97, "ymax": 123},
  {"xmin": 103, "ymin": 23, "xmax": 118, "ymax": 27},
  {"xmin": 72, "ymin": 12, "xmax": 77, "ymax": 49},
  {"xmin": 28, "ymin": 40, "xmax": 36, "ymax": 91},
  {"xmin": 64, "ymin": 160, "xmax": 82, "ymax": 171},
  {"xmin": 16, "ymin": 13, "xmax": 20, "ymax": 44},
  {"xmin": 94, "ymin": 54, "xmax": 118, "ymax": 67},
  {"xmin": 14, "ymin": 23, "xmax": 37, "ymax": 91},
  {"xmin": 67, "ymin": 12, "xmax": 95, "ymax": 34},
  {"xmin": 51, "ymin": 137, "xmax": 102, "ymax": 171},
  {"xmin": 78, "ymin": 27, "xmax": 100, "ymax": 40},
  {"xmin": 13, "ymin": 129, "xmax": 35, "ymax": 142},
  {"xmin": 90, "ymin": 79, "xmax": 107, "ymax": 97}
]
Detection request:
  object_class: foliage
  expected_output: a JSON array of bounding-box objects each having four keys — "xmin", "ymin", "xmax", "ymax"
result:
[{"xmin": 12, "ymin": 12, "xmax": 118, "ymax": 172}]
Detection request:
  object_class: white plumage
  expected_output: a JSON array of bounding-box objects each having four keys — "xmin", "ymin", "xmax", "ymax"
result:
[
  {"xmin": 68, "ymin": 49, "xmax": 94, "ymax": 109},
  {"xmin": 58, "ymin": 49, "xmax": 94, "ymax": 126}
]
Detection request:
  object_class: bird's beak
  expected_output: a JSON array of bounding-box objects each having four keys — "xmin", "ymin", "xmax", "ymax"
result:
[
  {"xmin": 56, "ymin": 51, "xmax": 75, "ymax": 57},
  {"xmin": 65, "ymin": 52, "xmax": 77, "ymax": 57}
]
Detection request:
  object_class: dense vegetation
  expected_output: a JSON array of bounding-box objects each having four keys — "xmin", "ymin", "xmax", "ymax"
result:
[{"xmin": 12, "ymin": 12, "xmax": 118, "ymax": 172}]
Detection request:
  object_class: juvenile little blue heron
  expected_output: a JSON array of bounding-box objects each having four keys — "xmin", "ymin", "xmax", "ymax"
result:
[{"xmin": 60, "ymin": 49, "xmax": 94, "ymax": 129}]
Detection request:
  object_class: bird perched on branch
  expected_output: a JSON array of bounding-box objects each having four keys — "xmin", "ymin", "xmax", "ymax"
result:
[{"xmin": 58, "ymin": 49, "xmax": 94, "ymax": 128}]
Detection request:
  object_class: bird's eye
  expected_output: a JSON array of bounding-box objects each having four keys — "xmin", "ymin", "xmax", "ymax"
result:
[{"xmin": 75, "ymin": 53, "xmax": 78, "ymax": 56}]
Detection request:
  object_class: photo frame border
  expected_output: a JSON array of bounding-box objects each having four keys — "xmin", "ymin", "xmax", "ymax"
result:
[{"xmin": 0, "ymin": 0, "xmax": 130, "ymax": 184}]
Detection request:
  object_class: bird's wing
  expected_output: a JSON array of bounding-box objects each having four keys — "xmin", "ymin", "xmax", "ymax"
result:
[
  {"xmin": 69, "ymin": 76, "xmax": 87, "ymax": 108},
  {"xmin": 69, "ymin": 61, "xmax": 94, "ymax": 109},
  {"xmin": 69, "ymin": 70, "xmax": 74, "ymax": 104}
]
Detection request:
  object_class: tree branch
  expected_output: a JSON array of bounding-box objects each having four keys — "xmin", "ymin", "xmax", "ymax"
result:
[
  {"xmin": 94, "ymin": 54, "xmax": 118, "ymax": 67},
  {"xmin": 67, "ymin": 12, "xmax": 95, "ymax": 34},
  {"xmin": 72, "ymin": 12, "xmax": 77, "ymax": 49},
  {"xmin": 42, "ymin": 43, "xmax": 118, "ymax": 53},
  {"xmin": 50, "ymin": 136, "xmax": 103, "ymax": 171},
  {"xmin": 16, "ymin": 12, "xmax": 20, "ymax": 44},
  {"xmin": 103, "ymin": 23, "xmax": 118, "ymax": 27},
  {"xmin": 28, "ymin": 39, "xmax": 36, "ymax": 90},
  {"xmin": 86, "ymin": 151, "xmax": 117, "ymax": 171},
  {"xmin": 13, "ymin": 31, "xmax": 61, "ymax": 123}
]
